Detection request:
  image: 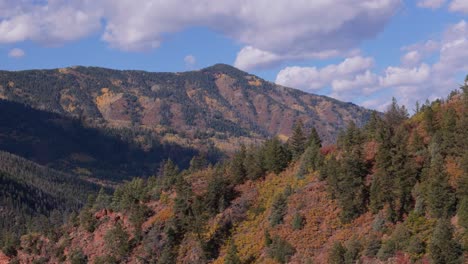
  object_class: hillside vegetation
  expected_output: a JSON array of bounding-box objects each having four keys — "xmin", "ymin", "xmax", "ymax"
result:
[
  {"xmin": 0, "ymin": 64, "xmax": 372, "ymax": 150},
  {"xmin": 0, "ymin": 151, "xmax": 100, "ymax": 253},
  {"xmin": 4, "ymin": 83, "xmax": 467, "ymax": 263}
]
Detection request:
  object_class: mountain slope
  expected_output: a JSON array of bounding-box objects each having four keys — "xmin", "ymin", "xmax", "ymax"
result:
[
  {"xmin": 0, "ymin": 64, "xmax": 372, "ymax": 147},
  {"xmin": 0, "ymin": 151, "xmax": 101, "ymax": 248},
  {"xmin": 6, "ymin": 86, "xmax": 466, "ymax": 263},
  {"xmin": 0, "ymin": 99, "xmax": 203, "ymax": 181}
]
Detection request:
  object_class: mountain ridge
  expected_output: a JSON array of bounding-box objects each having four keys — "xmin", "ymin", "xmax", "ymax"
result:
[{"xmin": 0, "ymin": 63, "xmax": 373, "ymax": 149}]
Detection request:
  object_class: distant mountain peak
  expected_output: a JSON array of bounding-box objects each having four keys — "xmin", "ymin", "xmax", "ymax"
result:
[{"xmin": 201, "ymin": 63, "xmax": 248, "ymax": 76}]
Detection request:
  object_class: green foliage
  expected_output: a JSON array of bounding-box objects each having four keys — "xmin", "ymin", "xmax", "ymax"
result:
[
  {"xmin": 328, "ymin": 241, "xmax": 346, "ymax": 264},
  {"xmin": 230, "ymin": 145, "xmax": 247, "ymax": 184},
  {"xmin": 407, "ymin": 235, "xmax": 425, "ymax": 262},
  {"xmin": 429, "ymin": 219, "xmax": 463, "ymax": 264},
  {"xmin": 364, "ymin": 234, "xmax": 381, "ymax": 257},
  {"xmin": 344, "ymin": 238, "xmax": 362, "ymax": 264},
  {"xmin": 69, "ymin": 249, "xmax": 88, "ymax": 264},
  {"xmin": 225, "ymin": 241, "xmax": 241, "ymax": 264},
  {"xmin": 377, "ymin": 224, "xmax": 411, "ymax": 260},
  {"xmin": 458, "ymin": 197, "xmax": 468, "ymax": 229},
  {"xmin": 289, "ymin": 121, "xmax": 307, "ymax": 160},
  {"xmin": 205, "ymin": 170, "xmax": 237, "ymax": 215},
  {"xmin": 79, "ymin": 207, "xmax": 97, "ymax": 233},
  {"xmin": 264, "ymin": 229, "xmax": 272, "ymax": 247},
  {"xmin": 267, "ymin": 235, "xmax": 296, "ymax": 264},
  {"xmin": 307, "ymin": 127, "xmax": 322, "ymax": 149},
  {"xmin": 425, "ymin": 154, "xmax": 456, "ymax": 218},
  {"xmin": 291, "ymin": 212, "xmax": 305, "ymax": 230},
  {"xmin": 104, "ymin": 221, "xmax": 130, "ymax": 260},
  {"xmin": 263, "ymin": 137, "xmax": 291, "ymax": 174},
  {"xmin": 269, "ymin": 193, "xmax": 288, "ymax": 227}
]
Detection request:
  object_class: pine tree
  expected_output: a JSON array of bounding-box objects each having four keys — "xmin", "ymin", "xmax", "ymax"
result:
[
  {"xmin": 93, "ymin": 188, "xmax": 111, "ymax": 211},
  {"xmin": 440, "ymin": 108, "xmax": 458, "ymax": 156},
  {"xmin": 289, "ymin": 121, "xmax": 307, "ymax": 160},
  {"xmin": 160, "ymin": 159, "xmax": 180, "ymax": 189},
  {"xmin": 429, "ymin": 219, "xmax": 462, "ymax": 264},
  {"xmin": 329, "ymin": 241, "xmax": 346, "ymax": 264},
  {"xmin": 426, "ymin": 154, "xmax": 456, "ymax": 218},
  {"xmin": 264, "ymin": 137, "xmax": 290, "ymax": 174},
  {"xmin": 291, "ymin": 212, "xmax": 304, "ymax": 230},
  {"xmin": 270, "ymin": 193, "xmax": 288, "ymax": 227},
  {"xmin": 230, "ymin": 145, "xmax": 247, "ymax": 184},
  {"xmin": 307, "ymin": 127, "xmax": 322, "ymax": 148},
  {"xmin": 244, "ymin": 150, "xmax": 265, "ymax": 180},
  {"xmin": 224, "ymin": 241, "xmax": 241, "ymax": 264},
  {"xmin": 104, "ymin": 221, "xmax": 130, "ymax": 260},
  {"xmin": 337, "ymin": 145, "xmax": 368, "ymax": 222},
  {"xmin": 344, "ymin": 238, "xmax": 361, "ymax": 264}
]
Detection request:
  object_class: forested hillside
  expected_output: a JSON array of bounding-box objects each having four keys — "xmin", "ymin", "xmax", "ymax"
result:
[
  {"xmin": 0, "ymin": 64, "xmax": 372, "ymax": 149},
  {"xmin": 0, "ymin": 99, "xmax": 207, "ymax": 181},
  {"xmin": 5, "ymin": 83, "xmax": 467, "ymax": 263},
  {"xmin": 0, "ymin": 151, "xmax": 100, "ymax": 253}
]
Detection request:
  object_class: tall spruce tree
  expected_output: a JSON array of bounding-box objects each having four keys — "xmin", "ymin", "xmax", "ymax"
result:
[
  {"xmin": 429, "ymin": 219, "xmax": 463, "ymax": 264},
  {"xmin": 289, "ymin": 120, "xmax": 307, "ymax": 160},
  {"xmin": 425, "ymin": 153, "xmax": 456, "ymax": 218}
]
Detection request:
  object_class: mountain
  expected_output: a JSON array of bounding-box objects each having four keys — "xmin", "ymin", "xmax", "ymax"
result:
[
  {"xmin": 0, "ymin": 64, "xmax": 372, "ymax": 150},
  {"xmin": 4, "ymin": 85, "xmax": 467, "ymax": 263},
  {"xmin": 0, "ymin": 99, "xmax": 207, "ymax": 181},
  {"xmin": 0, "ymin": 151, "xmax": 100, "ymax": 248}
]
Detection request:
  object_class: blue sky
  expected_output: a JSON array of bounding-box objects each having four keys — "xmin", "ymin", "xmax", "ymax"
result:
[{"xmin": 1, "ymin": 0, "xmax": 468, "ymax": 111}]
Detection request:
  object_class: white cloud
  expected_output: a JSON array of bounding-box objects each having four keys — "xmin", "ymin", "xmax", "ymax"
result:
[
  {"xmin": 0, "ymin": 0, "xmax": 401, "ymax": 69},
  {"xmin": 401, "ymin": 51, "xmax": 422, "ymax": 66},
  {"xmin": 379, "ymin": 64, "xmax": 431, "ymax": 87},
  {"xmin": 275, "ymin": 20, "xmax": 468, "ymax": 111},
  {"xmin": 450, "ymin": 0, "xmax": 468, "ymax": 13},
  {"xmin": 417, "ymin": 0, "xmax": 446, "ymax": 9},
  {"xmin": 184, "ymin": 55, "xmax": 196, "ymax": 68},
  {"xmin": 8, "ymin": 47, "xmax": 25, "ymax": 58},
  {"xmin": 234, "ymin": 46, "xmax": 282, "ymax": 71},
  {"xmin": 275, "ymin": 56, "xmax": 374, "ymax": 92},
  {"xmin": 0, "ymin": 1, "xmax": 101, "ymax": 45}
]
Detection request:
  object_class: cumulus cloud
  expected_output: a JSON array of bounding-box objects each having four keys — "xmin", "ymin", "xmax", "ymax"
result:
[
  {"xmin": 184, "ymin": 55, "xmax": 196, "ymax": 68},
  {"xmin": 401, "ymin": 51, "xmax": 422, "ymax": 66},
  {"xmin": 0, "ymin": 0, "xmax": 401, "ymax": 68},
  {"xmin": 417, "ymin": 0, "xmax": 447, "ymax": 9},
  {"xmin": 275, "ymin": 20, "xmax": 468, "ymax": 111},
  {"xmin": 449, "ymin": 0, "xmax": 468, "ymax": 13},
  {"xmin": 8, "ymin": 47, "xmax": 25, "ymax": 58},
  {"xmin": 275, "ymin": 56, "xmax": 374, "ymax": 92},
  {"xmin": 0, "ymin": 1, "xmax": 101, "ymax": 45}
]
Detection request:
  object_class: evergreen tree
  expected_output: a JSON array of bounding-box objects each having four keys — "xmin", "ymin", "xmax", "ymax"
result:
[
  {"xmin": 289, "ymin": 121, "xmax": 307, "ymax": 160},
  {"xmin": 224, "ymin": 241, "xmax": 241, "ymax": 264},
  {"xmin": 291, "ymin": 212, "xmax": 304, "ymax": 230},
  {"xmin": 336, "ymin": 145, "xmax": 368, "ymax": 222},
  {"xmin": 264, "ymin": 137, "xmax": 290, "ymax": 174},
  {"xmin": 244, "ymin": 150, "xmax": 265, "ymax": 180},
  {"xmin": 104, "ymin": 221, "xmax": 130, "ymax": 260},
  {"xmin": 384, "ymin": 97, "xmax": 408, "ymax": 128},
  {"xmin": 93, "ymin": 188, "xmax": 111, "ymax": 211},
  {"xmin": 307, "ymin": 127, "xmax": 322, "ymax": 148},
  {"xmin": 160, "ymin": 159, "xmax": 180, "ymax": 189},
  {"xmin": 205, "ymin": 170, "xmax": 236, "ymax": 215},
  {"xmin": 270, "ymin": 193, "xmax": 288, "ymax": 227},
  {"xmin": 267, "ymin": 236, "xmax": 296, "ymax": 264},
  {"xmin": 344, "ymin": 238, "xmax": 361, "ymax": 264},
  {"xmin": 429, "ymin": 219, "xmax": 462, "ymax": 264},
  {"xmin": 230, "ymin": 145, "xmax": 247, "ymax": 184},
  {"xmin": 329, "ymin": 241, "xmax": 346, "ymax": 264},
  {"xmin": 425, "ymin": 154, "xmax": 456, "ymax": 218},
  {"xmin": 440, "ymin": 108, "xmax": 458, "ymax": 155}
]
